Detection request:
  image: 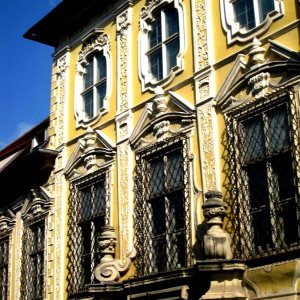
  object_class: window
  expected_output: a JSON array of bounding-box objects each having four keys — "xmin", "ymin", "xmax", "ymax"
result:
[
  {"xmin": 233, "ymin": 0, "xmax": 274, "ymax": 30},
  {"xmin": 75, "ymin": 31, "xmax": 111, "ymax": 128},
  {"xmin": 220, "ymin": 0, "xmax": 283, "ymax": 44},
  {"xmin": 135, "ymin": 137, "xmax": 191, "ymax": 276},
  {"xmin": 21, "ymin": 220, "xmax": 46, "ymax": 300},
  {"xmin": 226, "ymin": 96, "xmax": 300, "ymax": 260},
  {"xmin": 82, "ymin": 52, "xmax": 107, "ymax": 120},
  {"xmin": 0, "ymin": 238, "xmax": 9, "ymax": 300},
  {"xmin": 147, "ymin": 5, "xmax": 179, "ymax": 81},
  {"xmin": 139, "ymin": 0, "xmax": 185, "ymax": 91},
  {"xmin": 67, "ymin": 171, "xmax": 109, "ymax": 295}
]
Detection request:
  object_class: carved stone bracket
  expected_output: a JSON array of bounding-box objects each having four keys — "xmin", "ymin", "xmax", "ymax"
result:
[
  {"xmin": 202, "ymin": 191, "xmax": 233, "ymax": 260},
  {"xmin": 94, "ymin": 226, "xmax": 136, "ymax": 282}
]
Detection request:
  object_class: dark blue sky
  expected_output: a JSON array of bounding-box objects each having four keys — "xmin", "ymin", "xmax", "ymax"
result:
[{"xmin": 0, "ymin": 0, "xmax": 61, "ymax": 149}]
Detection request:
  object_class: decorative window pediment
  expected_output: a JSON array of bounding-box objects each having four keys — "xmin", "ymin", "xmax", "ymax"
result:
[
  {"xmin": 215, "ymin": 39, "xmax": 300, "ymax": 113},
  {"xmin": 129, "ymin": 87, "xmax": 195, "ymax": 150},
  {"xmin": 64, "ymin": 128, "xmax": 116, "ymax": 180},
  {"xmin": 220, "ymin": 0, "xmax": 284, "ymax": 45},
  {"xmin": 21, "ymin": 187, "xmax": 52, "ymax": 222},
  {"xmin": 138, "ymin": 0, "xmax": 186, "ymax": 91},
  {"xmin": 75, "ymin": 29, "xmax": 112, "ymax": 128},
  {"xmin": 0, "ymin": 209, "xmax": 15, "ymax": 235}
]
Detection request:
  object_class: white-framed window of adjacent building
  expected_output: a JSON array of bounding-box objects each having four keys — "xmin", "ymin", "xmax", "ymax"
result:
[
  {"xmin": 139, "ymin": 0, "xmax": 186, "ymax": 91},
  {"xmin": 75, "ymin": 31, "xmax": 111, "ymax": 128},
  {"xmin": 220, "ymin": 0, "xmax": 284, "ymax": 44}
]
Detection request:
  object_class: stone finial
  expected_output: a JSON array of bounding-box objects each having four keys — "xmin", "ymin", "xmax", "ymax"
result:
[
  {"xmin": 249, "ymin": 38, "xmax": 266, "ymax": 67},
  {"xmin": 202, "ymin": 191, "xmax": 233, "ymax": 259},
  {"xmin": 153, "ymin": 86, "xmax": 168, "ymax": 115},
  {"xmin": 94, "ymin": 226, "xmax": 136, "ymax": 283}
]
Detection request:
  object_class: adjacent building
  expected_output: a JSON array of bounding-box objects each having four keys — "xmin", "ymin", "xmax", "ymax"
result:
[{"xmin": 1, "ymin": 0, "xmax": 300, "ymax": 299}]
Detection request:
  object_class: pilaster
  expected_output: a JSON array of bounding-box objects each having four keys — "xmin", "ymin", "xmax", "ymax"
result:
[{"xmin": 115, "ymin": 1, "xmax": 134, "ymax": 260}]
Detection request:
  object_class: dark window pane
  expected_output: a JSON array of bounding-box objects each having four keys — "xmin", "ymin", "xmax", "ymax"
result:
[
  {"xmin": 84, "ymin": 61, "xmax": 93, "ymax": 89},
  {"xmin": 164, "ymin": 6, "xmax": 179, "ymax": 38},
  {"xmin": 151, "ymin": 198, "xmax": 166, "ymax": 236},
  {"xmin": 83, "ymin": 91, "xmax": 94, "ymax": 119},
  {"xmin": 171, "ymin": 231, "xmax": 185, "ymax": 268},
  {"xmin": 272, "ymin": 152, "xmax": 295, "ymax": 200},
  {"xmin": 281, "ymin": 200, "xmax": 298, "ymax": 245},
  {"xmin": 149, "ymin": 49, "xmax": 163, "ymax": 80},
  {"xmin": 166, "ymin": 38, "xmax": 179, "ymax": 75},
  {"xmin": 240, "ymin": 116, "xmax": 265, "ymax": 162},
  {"xmin": 260, "ymin": 0, "xmax": 275, "ymax": 20},
  {"xmin": 80, "ymin": 186, "xmax": 92, "ymax": 221},
  {"xmin": 247, "ymin": 162, "xmax": 269, "ymax": 208},
  {"xmin": 167, "ymin": 148, "xmax": 183, "ymax": 190},
  {"xmin": 96, "ymin": 82, "xmax": 106, "ymax": 110},
  {"xmin": 149, "ymin": 15, "xmax": 162, "ymax": 48},
  {"xmin": 149, "ymin": 157, "xmax": 164, "ymax": 197},
  {"xmin": 96, "ymin": 53, "xmax": 106, "ymax": 81},
  {"xmin": 94, "ymin": 180, "xmax": 106, "ymax": 217},
  {"xmin": 267, "ymin": 105, "xmax": 290, "ymax": 153},
  {"xmin": 169, "ymin": 191, "xmax": 185, "ymax": 231},
  {"xmin": 251, "ymin": 209, "xmax": 273, "ymax": 251},
  {"xmin": 233, "ymin": 0, "xmax": 255, "ymax": 29},
  {"xmin": 0, "ymin": 238, "xmax": 9, "ymax": 300},
  {"xmin": 153, "ymin": 238, "xmax": 166, "ymax": 272}
]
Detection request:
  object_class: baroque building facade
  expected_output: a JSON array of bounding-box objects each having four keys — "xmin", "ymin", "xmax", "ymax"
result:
[{"xmin": 1, "ymin": 0, "xmax": 300, "ymax": 299}]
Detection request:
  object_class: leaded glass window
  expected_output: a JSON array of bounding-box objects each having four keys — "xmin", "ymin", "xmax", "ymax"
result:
[
  {"xmin": 0, "ymin": 238, "xmax": 9, "ymax": 300},
  {"xmin": 225, "ymin": 94, "xmax": 300, "ymax": 260},
  {"xmin": 135, "ymin": 137, "xmax": 191, "ymax": 276},
  {"xmin": 67, "ymin": 170, "xmax": 109, "ymax": 295},
  {"xmin": 20, "ymin": 220, "xmax": 45, "ymax": 300}
]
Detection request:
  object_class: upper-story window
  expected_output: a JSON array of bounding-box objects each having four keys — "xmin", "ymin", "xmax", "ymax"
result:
[
  {"xmin": 75, "ymin": 30, "xmax": 111, "ymax": 128},
  {"xmin": 220, "ymin": 0, "xmax": 283, "ymax": 44},
  {"xmin": 82, "ymin": 52, "xmax": 107, "ymax": 120},
  {"xmin": 139, "ymin": 0, "xmax": 185, "ymax": 91},
  {"xmin": 134, "ymin": 137, "xmax": 191, "ymax": 276},
  {"xmin": 148, "ymin": 5, "xmax": 179, "ymax": 81},
  {"xmin": 233, "ymin": 0, "xmax": 274, "ymax": 30}
]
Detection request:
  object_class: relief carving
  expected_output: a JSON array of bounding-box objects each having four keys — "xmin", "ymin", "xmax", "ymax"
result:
[
  {"xmin": 94, "ymin": 226, "xmax": 135, "ymax": 282},
  {"xmin": 117, "ymin": 9, "xmax": 131, "ymax": 112},
  {"xmin": 78, "ymin": 33, "xmax": 109, "ymax": 68},
  {"xmin": 195, "ymin": 0, "xmax": 208, "ymax": 69}
]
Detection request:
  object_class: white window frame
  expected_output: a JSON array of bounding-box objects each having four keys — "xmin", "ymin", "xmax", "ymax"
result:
[
  {"xmin": 138, "ymin": 0, "xmax": 186, "ymax": 92},
  {"xmin": 220, "ymin": 0, "xmax": 284, "ymax": 45},
  {"xmin": 75, "ymin": 31, "xmax": 111, "ymax": 128}
]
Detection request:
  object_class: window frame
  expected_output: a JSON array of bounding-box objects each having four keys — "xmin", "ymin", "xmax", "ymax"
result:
[
  {"xmin": 81, "ymin": 51, "xmax": 107, "ymax": 120},
  {"xmin": 225, "ymin": 92, "xmax": 300, "ymax": 261},
  {"xmin": 134, "ymin": 136, "xmax": 191, "ymax": 277},
  {"xmin": 138, "ymin": 0, "xmax": 186, "ymax": 91},
  {"xmin": 20, "ymin": 218, "xmax": 47, "ymax": 300},
  {"xmin": 75, "ymin": 31, "xmax": 111, "ymax": 128},
  {"xmin": 67, "ymin": 168, "xmax": 111, "ymax": 295},
  {"xmin": 220, "ymin": 0, "xmax": 284, "ymax": 44},
  {"xmin": 0, "ymin": 237, "xmax": 9, "ymax": 300}
]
